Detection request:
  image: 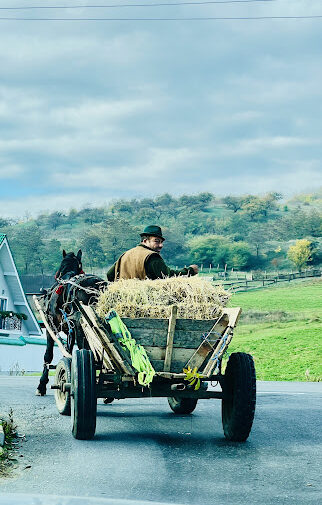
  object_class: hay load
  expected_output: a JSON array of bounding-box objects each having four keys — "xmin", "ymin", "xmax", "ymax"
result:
[{"xmin": 96, "ymin": 276, "xmax": 230, "ymax": 320}]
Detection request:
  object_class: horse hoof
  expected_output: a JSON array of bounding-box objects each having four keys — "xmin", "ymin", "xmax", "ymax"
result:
[
  {"xmin": 35, "ymin": 389, "xmax": 46, "ymax": 396},
  {"xmin": 103, "ymin": 398, "xmax": 114, "ymax": 404}
]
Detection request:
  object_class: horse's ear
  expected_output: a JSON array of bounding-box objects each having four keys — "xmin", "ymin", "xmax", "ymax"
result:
[
  {"xmin": 77, "ymin": 249, "xmax": 82, "ymax": 261},
  {"xmin": 63, "ymin": 250, "xmax": 67, "ymax": 257}
]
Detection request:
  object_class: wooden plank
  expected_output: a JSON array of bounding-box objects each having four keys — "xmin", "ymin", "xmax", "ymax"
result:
[
  {"xmin": 81, "ymin": 315, "xmax": 124, "ymax": 374},
  {"xmin": 144, "ymin": 346, "xmax": 195, "ymax": 363},
  {"xmin": 202, "ymin": 327, "xmax": 234, "ymax": 376},
  {"xmin": 33, "ymin": 295, "xmax": 72, "ymax": 359},
  {"xmin": 95, "ymin": 325, "xmax": 134, "ymax": 375},
  {"xmin": 149, "ymin": 360, "xmax": 189, "ymax": 373},
  {"xmin": 121, "ymin": 317, "xmax": 221, "ymax": 332},
  {"xmin": 175, "ymin": 318, "xmax": 224, "ymax": 331},
  {"xmin": 183, "ymin": 314, "xmax": 228, "ymax": 373},
  {"xmin": 183, "ymin": 339, "xmax": 214, "ymax": 372},
  {"xmin": 164, "ymin": 305, "xmax": 177, "ymax": 372},
  {"xmin": 121, "ymin": 318, "xmax": 168, "ymax": 330},
  {"xmin": 81, "ymin": 317, "xmax": 114, "ymax": 370},
  {"xmin": 222, "ymin": 307, "xmax": 242, "ymax": 329},
  {"xmin": 123, "ymin": 325, "xmax": 228, "ymax": 349},
  {"xmin": 79, "ymin": 303, "xmax": 135, "ymax": 375}
]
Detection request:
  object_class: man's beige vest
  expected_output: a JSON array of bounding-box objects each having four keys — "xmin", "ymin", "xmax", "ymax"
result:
[{"xmin": 114, "ymin": 246, "xmax": 156, "ymax": 280}]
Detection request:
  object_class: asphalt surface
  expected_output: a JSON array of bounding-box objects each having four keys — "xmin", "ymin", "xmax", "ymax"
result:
[{"xmin": 0, "ymin": 377, "xmax": 321, "ymax": 505}]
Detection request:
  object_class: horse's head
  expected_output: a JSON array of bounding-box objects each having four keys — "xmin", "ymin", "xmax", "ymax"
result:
[{"xmin": 55, "ymin": 249, "xmax": 83, "ymax": 280}]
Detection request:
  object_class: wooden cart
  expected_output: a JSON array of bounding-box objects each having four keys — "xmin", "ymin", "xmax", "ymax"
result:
[{"xmin": 34, "ymin": 297, "xmax": 256, "ymax": 442}]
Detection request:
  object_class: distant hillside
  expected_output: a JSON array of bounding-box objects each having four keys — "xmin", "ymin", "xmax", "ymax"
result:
[
  {"xmin": 0, "ymin": 190, "xmax": 321, "ymax": 275},
  {"xmin": 286, "ymin": 188, "xmax": 322, "ymax": 209}
]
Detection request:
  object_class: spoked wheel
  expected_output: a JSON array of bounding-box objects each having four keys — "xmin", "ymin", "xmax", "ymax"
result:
[
  {"xmin": 54, "ymin": 358, "xmax": 72, "ymax": 415},
  {"xmin": 222, "ymin": 352, "xmax": 256, "ymax": 442},
  {"xmin": 71, "ymin": 349, "xmax": 97, "ymax": 440},
  {"xmin": 167, "ymin": 397, "xmax": 198, "ymax": 414}
]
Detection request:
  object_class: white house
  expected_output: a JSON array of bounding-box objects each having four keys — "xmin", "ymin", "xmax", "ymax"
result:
[{"xmin": 0, "ymin": 233, "xmax": 59, "ymax": 372}]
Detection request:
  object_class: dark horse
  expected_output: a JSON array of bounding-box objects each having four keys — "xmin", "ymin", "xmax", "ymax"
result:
[{"xmin": 36, "ymin": 249, "xmax": 107, "ymax": 396}]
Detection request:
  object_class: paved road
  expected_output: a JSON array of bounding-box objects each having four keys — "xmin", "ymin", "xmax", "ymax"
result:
[{"xmin": 0, "ymin": 377, "xmax": 321, "ymax": 505}]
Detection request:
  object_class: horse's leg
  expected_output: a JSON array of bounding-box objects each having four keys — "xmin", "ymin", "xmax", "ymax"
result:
[{"xmin": 36, "ymin": 330, "xmax": 55, "ymax": 396}]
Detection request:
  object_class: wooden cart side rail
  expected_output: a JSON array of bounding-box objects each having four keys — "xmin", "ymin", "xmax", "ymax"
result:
[
  {"xmin": 78, "ymin": 302, "xmax": 135, "ymax": 376},
  {"xmin": 33, "ymin": 295, "xmax": 72, "ymax": 359},
  {"xmin": 222, "ymin": 307, "xmax": 242, "ymax": 329},
  {"xmin": 202, "ymin": 325, "xmax": 234, "ymax": 377},
  {"xmin": 163, "ymin": 305, "xmax": 177, "ymax": 372},
  {"xmin": 81, "ymin": 316, "xmax": 114, "ymax": 371},
  {"xmin": 182, "ymin": 308, "xmax": 241, "ymax": 376}
]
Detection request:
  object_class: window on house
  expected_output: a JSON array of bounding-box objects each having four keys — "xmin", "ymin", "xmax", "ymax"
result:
[
  {"xmin": 0, "ymin": 298, "xmax": 8, "ymax": 330},
  {"xmin": 0, "ymin": 298, "xmax": 7, "ymax": 311}
]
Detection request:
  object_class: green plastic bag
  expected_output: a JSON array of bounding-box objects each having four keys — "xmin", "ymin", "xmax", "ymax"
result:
[{"xmin": 106, "ymin": 309, "xmax": 155, "ymax": 387}]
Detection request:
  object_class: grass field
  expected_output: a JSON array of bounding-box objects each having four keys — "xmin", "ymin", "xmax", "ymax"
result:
[{"xmin": 227, "ymin": 279, "xmax": 322, "ymax": 381}]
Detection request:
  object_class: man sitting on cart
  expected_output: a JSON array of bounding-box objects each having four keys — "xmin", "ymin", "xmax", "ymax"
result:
[{"xmin": 106, "ymin": 225, "xmax": 199, "ymax": 281}]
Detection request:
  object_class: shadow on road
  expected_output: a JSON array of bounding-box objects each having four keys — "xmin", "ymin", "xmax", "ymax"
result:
[{"xmin": 93, "ymin": 429, "xmax": 254, "ymax": 449}]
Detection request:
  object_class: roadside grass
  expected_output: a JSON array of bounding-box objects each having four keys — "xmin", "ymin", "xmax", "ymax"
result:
[
  {"xmin": 0, "ymin": 409, "xmax": 18, "ymax": 477},
  {"xmin": 25, "ymin": 371, "xmax": 55, "ymax": 376},
  {"xmin": 227, "ymin": 279, "xmax": 322, "ymax": 381}
]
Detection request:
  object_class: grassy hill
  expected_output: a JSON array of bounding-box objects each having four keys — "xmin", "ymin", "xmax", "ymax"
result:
[{"xmin": 227, "ymin": 279, "xmax": 322, "ymax": 381}]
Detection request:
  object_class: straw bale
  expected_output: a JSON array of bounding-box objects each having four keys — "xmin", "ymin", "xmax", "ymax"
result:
[{"xmin": 96, "ymin": 276, "xmax": 230, "ymax": 320}]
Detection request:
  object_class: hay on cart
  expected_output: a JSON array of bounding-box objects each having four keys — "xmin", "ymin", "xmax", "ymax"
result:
[{"xmin": 96, "ymin": 276, "xmax": 230, "ymax": 320}]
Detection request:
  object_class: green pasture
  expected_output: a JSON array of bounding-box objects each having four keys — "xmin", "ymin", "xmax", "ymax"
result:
[{"xmin": 227, "ymin": 280, "xmax": 322, "ymax": 381}]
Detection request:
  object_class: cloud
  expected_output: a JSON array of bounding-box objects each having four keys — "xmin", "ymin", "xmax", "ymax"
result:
[
  {"xmin": 48, "ymin": 147, "xmax": 201, "ymax": 190},
  {"xmin": 222, "ymin": 136, "xmax": 320, "ymax": 157},
  {"xmin": 0, "ymin": 192, "xmax": 111, "ymax": 219},
  {"xmin": 0, "ymin": 2, "xmax": 321, "ymax": 217},
  {"xmin": 0, "ymin": 163, "xmax": 24, "ymax": 178}
]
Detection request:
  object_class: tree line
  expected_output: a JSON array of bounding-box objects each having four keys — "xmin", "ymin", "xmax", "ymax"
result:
[{"xmin": 0, "ymin": 190, "xmax": 321, "ymax": 275}]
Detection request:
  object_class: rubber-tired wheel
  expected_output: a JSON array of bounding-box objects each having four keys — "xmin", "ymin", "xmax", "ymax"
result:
[
  {"xmin": 167, "ymin": 381, "xmax": 208, "ymax": 414},
  {"xmin": 71, "ymin": 349, "xmax": 97, "ymax": 440},
  {"xmin": 222, "ymin": 352, "xmax": 256, "ymax": 442},
  {"xmin": 168, "ymin": 397, "xmax": 198, "ymax": 414},
  {"xmin": 54, "ymin": 357, "xmax": 72, "ymax": 415}
]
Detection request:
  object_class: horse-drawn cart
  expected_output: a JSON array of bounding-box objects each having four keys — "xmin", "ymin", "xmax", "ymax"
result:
[{"xmin": 34, "ymin": 296, "xmax": 256, "ymax": 442}]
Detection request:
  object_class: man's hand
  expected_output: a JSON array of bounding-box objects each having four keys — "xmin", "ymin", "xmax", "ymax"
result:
[{"xmin": 189, "ymin": 264, "xmax": 199, "ymax": 274}]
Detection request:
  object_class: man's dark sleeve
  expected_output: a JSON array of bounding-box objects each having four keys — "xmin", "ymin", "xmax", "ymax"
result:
[
  {"xmin": 106, "ymin": 263, "xmax": 116, "ymax": 282},
  {"xmin": 145, "ymin": 254, "xmax": 196, "ymax": 280}
]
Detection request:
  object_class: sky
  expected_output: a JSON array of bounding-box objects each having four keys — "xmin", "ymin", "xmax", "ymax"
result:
[{"xmin": 0, "ymin": 0, "xmax": 321, "ymax": 218}]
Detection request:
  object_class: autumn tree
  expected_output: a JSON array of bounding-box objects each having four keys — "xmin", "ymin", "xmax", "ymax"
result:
[{"xmin": 287, "ymin": 239, "xmax": 312, "ymax": 272}]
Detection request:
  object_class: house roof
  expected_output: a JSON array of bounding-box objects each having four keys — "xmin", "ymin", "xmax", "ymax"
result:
[{"xmin": 0, "ymin": 234, "xmax": 42, "ymax": 336}]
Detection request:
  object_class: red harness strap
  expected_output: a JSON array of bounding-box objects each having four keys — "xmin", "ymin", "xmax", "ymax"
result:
[
  {"xmin": 54, "ymin": 270, "xmax": 85, "ymax": 294},
  {"xmin": 55, "ymin": 285, "xmax": 64, "ymax": 295}
]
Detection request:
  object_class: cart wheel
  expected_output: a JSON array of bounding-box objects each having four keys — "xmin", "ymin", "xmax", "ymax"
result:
[
  {"xmin": 54, "ymin": 358, "xmax": 72, "ymax": 415},
  {"xmin": 71, "ymin": 349, "xmax": 97, "ymax": 440},
  {"xmin": 222, "ymin": 352, "xmax": 256, "ymax": 442},
  {"xmin": 167, "ymin": 397, "xmax": 198, "ymax": 414},
  {"xmin": 103, "ymin": 398, "xmax": 114, "ymax": 404}
]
